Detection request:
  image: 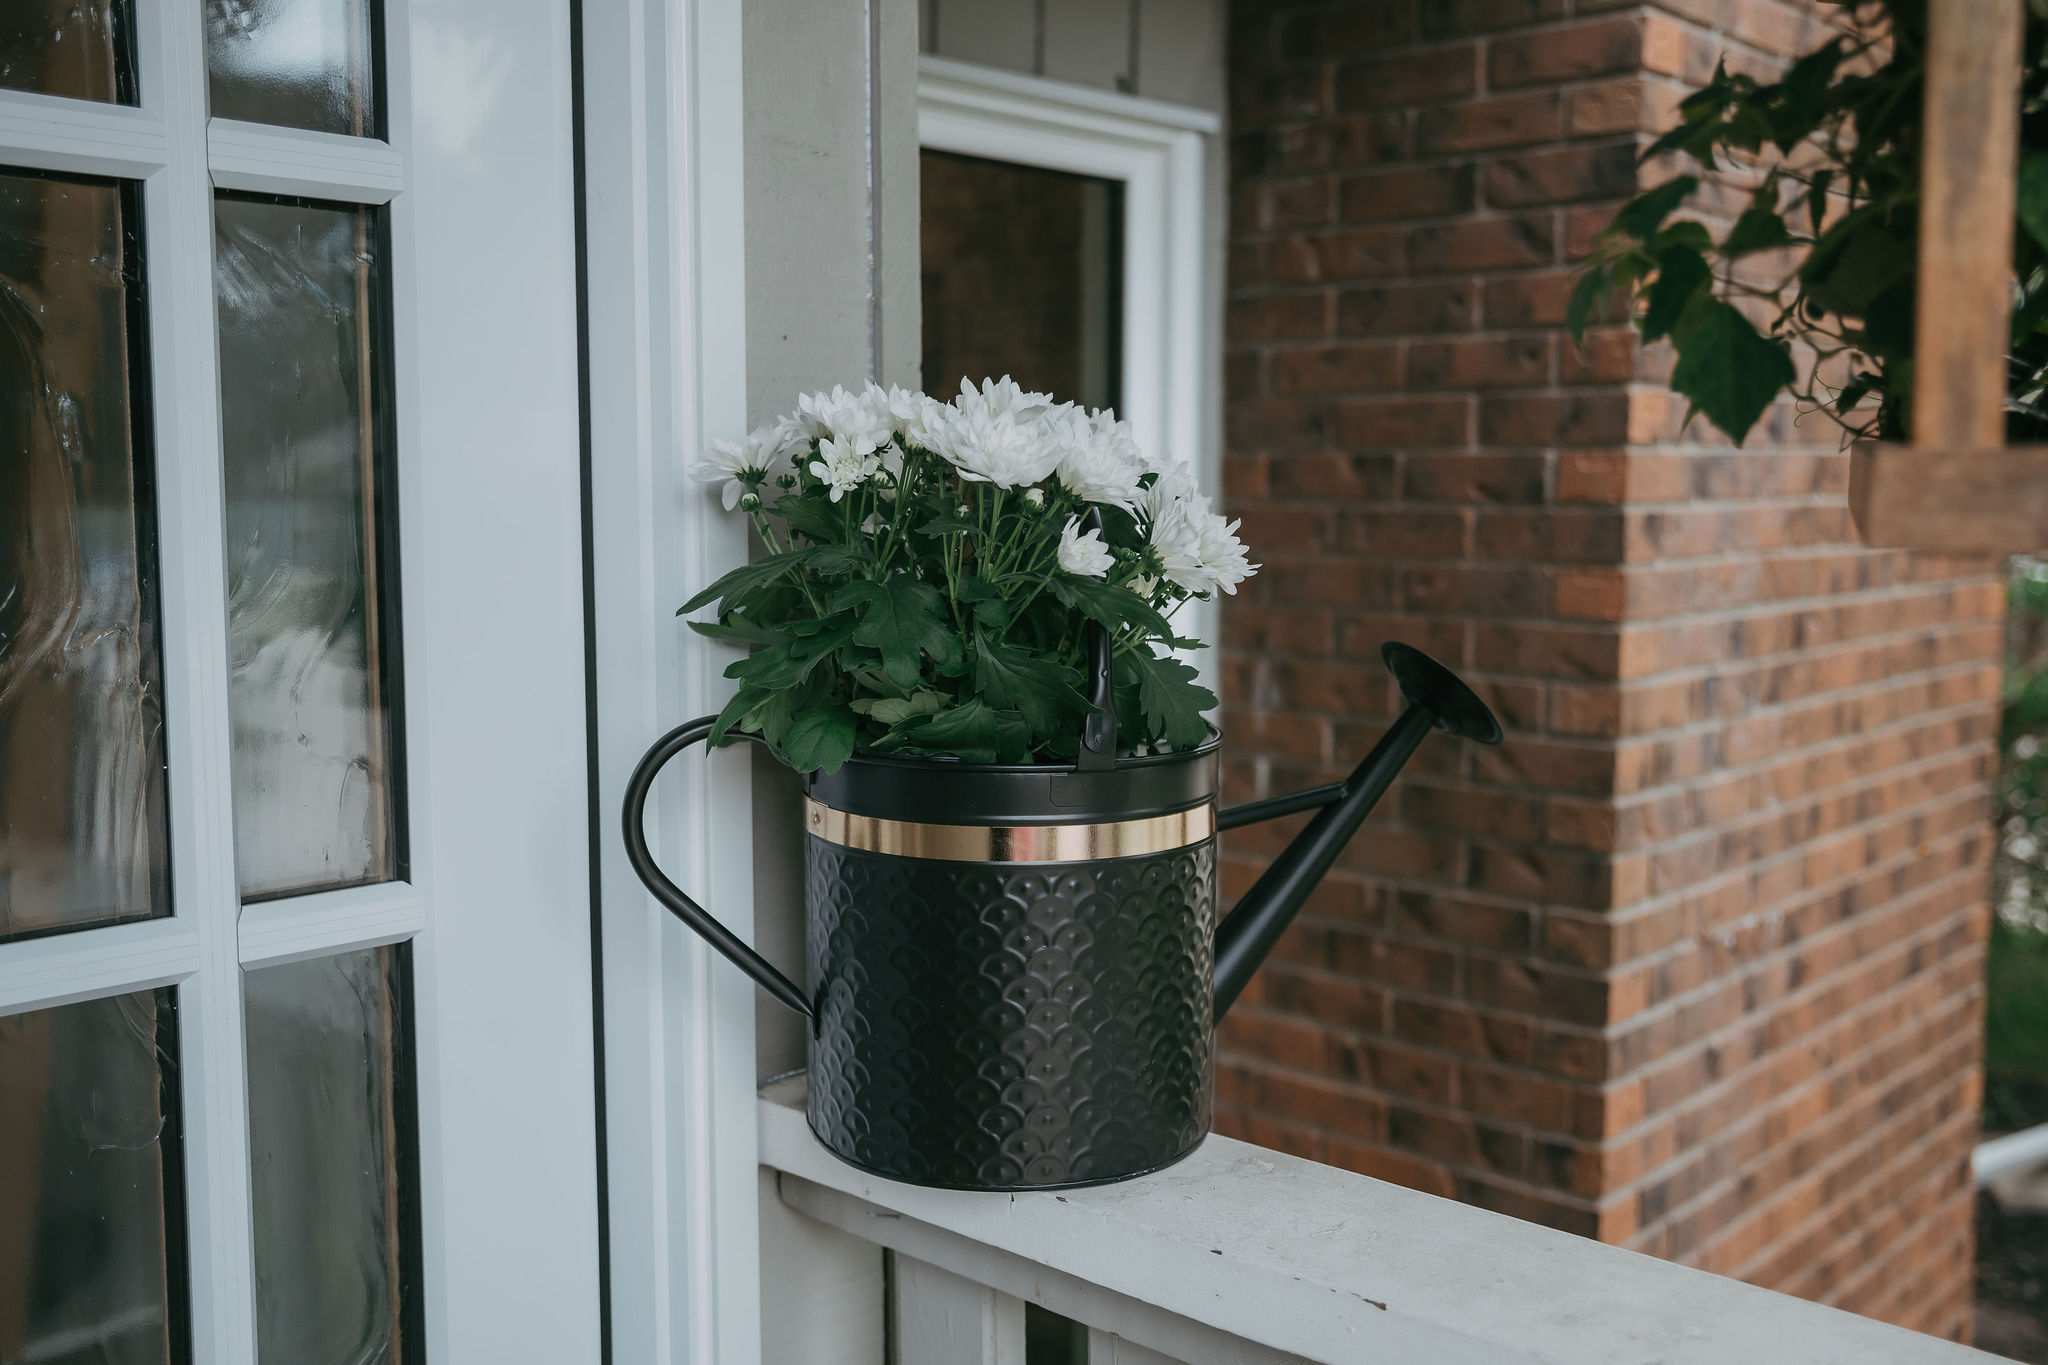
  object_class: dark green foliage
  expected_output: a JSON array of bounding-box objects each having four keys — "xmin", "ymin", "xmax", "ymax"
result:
[
  {"xmin": 1573, "ymin": 1, "xmax": 2048, "ymax": 445},
  {"xmin": 688, "ymin": 436, "xmax": 1223, "ymax": 773}
]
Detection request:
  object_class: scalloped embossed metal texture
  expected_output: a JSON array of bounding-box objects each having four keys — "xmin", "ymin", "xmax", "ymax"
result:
[{"xmin": 804, "ymin": 836, "xmax": 1217, "ymax": 1190}]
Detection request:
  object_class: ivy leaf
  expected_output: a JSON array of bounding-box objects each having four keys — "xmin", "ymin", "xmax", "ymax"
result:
[
  {"xmin": 2019, "ymin": 154, "xmax": 2048, "ymax": 255},
  {"xmin": 1641, "ymin": 244, "xmax": 1711, "ymax": 343},
  {"xmin": 1613, "ymin": 176, "xmax": 1699, "ymax": 241},
  {"xmin": 1566, "ymin": 267, "xmax": 1611, "ymax": 343},
  {"xmin": 1721, "ymin": 203, "xmax": 1793, "ymax": 258},
  {"xmin": 834, "ymin": 577, "xmax": 957, "ymax": 689},
  {"xmin": 971, "ymin": 633, "xmax": 1086, "ymax": 735},
  {"xmin": 677, "ymin": 550, "xmax": 808, "ymax": 615},
  {"xmin": 1802, "ymin": 214, "xmax": 1909, "ymax": 317},
  {"xmin": 1805, "ymin": 169, "xmax": 1833, "ymax": 234},
  {"xmin": 1123, "ymin": 650, "xmax": 1217, "ymax": 751},
  {"xmin": 1668, "ymin": 301, "xmax": 1795, "ymax": 445},
  {"xmin": 1049, "ymin": 576, "xmax": 1177, "ymax": 641},
  {"xmin": 782, "ymin": 704, "xmax": 857, "ymax": 774}
]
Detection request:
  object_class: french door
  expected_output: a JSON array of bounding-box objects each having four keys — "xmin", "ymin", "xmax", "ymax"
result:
[{"xmin": 0, "ymin": 2, "xmax": 602, "ymax": 1362}]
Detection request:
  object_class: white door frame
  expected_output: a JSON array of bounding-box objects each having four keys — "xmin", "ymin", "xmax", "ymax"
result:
[
  {"xmin": 0, "ymin": 0, "xmax": 603, "ymax": 1359},
  {"xmin": 579, "ymin": 0, "xmax": 763, "ymax": 1361},
  {"xmin": 917, "ymin": 55, "xmax": 1221, "ymax": 662}
]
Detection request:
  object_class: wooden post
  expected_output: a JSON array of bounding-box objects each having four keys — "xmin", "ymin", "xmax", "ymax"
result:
[
  {"xmin": 1914, "ymin": 0, "xmax": 2022, "ymax": 448},
  {"xmin": 1849, "ymin": 0, "xmax": 2035, "ymax": 548}
]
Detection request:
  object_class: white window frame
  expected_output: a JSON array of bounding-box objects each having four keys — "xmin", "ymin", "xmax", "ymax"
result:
[
  {"xmin": 917, "ymin": 55, "xmax": 1221, "ymax": 657},
  {"xmin": 0, "ymin": 1, "xmax": 604, "ymax": 1359},
  {"xmin": 578, "ymin": 1, "xmax": 762, "ymax": 1362}
]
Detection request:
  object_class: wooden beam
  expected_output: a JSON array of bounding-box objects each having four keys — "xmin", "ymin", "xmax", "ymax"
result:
[
  {"xmin": 1849, "ymin": 441, "xmax": 2048, "ymax": 550},
  {"xmin": 1914, "ymin": 0, "xmax": 2022, "ymax": 448}
]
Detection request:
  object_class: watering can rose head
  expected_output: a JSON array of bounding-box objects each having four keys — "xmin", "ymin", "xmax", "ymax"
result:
[{"xmin": 682, "ymin": 377, "xmax": 1257, "ymax": 775}]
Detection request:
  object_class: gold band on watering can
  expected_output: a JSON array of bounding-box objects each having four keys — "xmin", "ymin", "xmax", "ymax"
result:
[{"xmin": 803, "ymin": 798, "xmax": 1216, "ymax": 863}]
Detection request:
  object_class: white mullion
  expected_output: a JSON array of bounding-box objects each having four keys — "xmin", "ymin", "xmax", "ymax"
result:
[
  {"xmin": 136, "ymin": 0, "xmax": 260, "ymax": 1360},
  {"xmin": 0, "ymin": 919, "xmax": 200, "ymax": 1016},
  {"xmin": 0, "ymin": 88, "xmax": 168, "ymax": 178},
  {"xmin": 237, "ymin": 883, "xmax": 426, "ymax": 969},
  {"xmin": 207, "ymin": 118, "xmax": 403, "ymax": 204}
]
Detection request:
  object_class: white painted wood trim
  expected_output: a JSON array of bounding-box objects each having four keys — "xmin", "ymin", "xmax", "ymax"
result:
[
  {"xmin": 0, "ymin": 88, "xmax": 168, "ymax": 177},
  {"xmin": 758, "ymin": 1078, "xmax": 1990, "ymax": 1365},
  {"xmin": 917, "ymin": 55, "xmax": 1220, "ymax": 678},
  {"xmin": 1976, "ymin": 1121, "xmax": 2048, "ymax": 1186},
  {"xmin": 0, "ymin": 920, "xmax": 201, "ymax": 1016},
  {"xmin": 919, "ymin": 54, "xmax": 1222, "ymax": 135},
  {"xmin": 894, "ymin": 1254, "xmax": 1027, "ymax": 1365},
  {"xmin": 138, "ymin": 0, "xmax": 262, "ymax": 1354},
  {"xmin": 580, "ymin": 0, "xmax": 761, "ymax": 1359},
  {"xmin": 235, "ymin": 883, "xmax": 427, "ymax": 967},
  {"xmin": 206, "ymin": 118, "xmax": 404, "ymax": 203}
]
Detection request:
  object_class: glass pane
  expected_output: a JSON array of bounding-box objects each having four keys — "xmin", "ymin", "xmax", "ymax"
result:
[
  {"xmin": 0, "ymin": 170, "xmax": 168, "ymax": 943},
  {"xmin": 214, "ymin": 194, "xmax": 402, "ymax": 901},
  {"xmin": 205, "ymin": 0, "xmax": 377, "ymax": 137},
  {"xmin": 0, "ymin": 989, "xmax": 187, "ymax": 1365},
  {"xmin": 0, "ymin": 1, "xmax": 135, "ymax": 104},
  {"xmin": 920, "ymin": 149, "xmax": 1123, "ymax": 409},
  {"xmin": 244, "ymin": 947, "xmax": 418, "ymax": 1365}
]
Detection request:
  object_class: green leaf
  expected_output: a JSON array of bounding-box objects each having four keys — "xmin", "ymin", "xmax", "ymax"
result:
[
  {"xmin": 917, "ymin": 515, "xmax": 982, "ymax": 538},
  {"xmin": 1654, "ymin": 220, "xmax": 1712, "ymax": 255},
  {"xmin": 1566, "ymin": 267, "xmax": 1610, "ymax": 343},
  {"xmin": 1668, "ymin": 301, "xmax": 1795, "ymax": 445},
  {"xmin": 1641, "ymin": 245, "xmax": 1710, "ymax": 343},
  {"xmin": 833, "ymin": 577, "xmax": 957, "ymax": 690},
  {"xmin": 1805, "ymin": 169, "xmax": 1832, "ymax": 234},
  {"xmin": 1124, "ymin": 650, "xmax": 1217, "ymax": 751},
  {"xmin": 677, "ymin": 550, "xmax": 808, "ymax": 615},
  {"xmin": 852, "ymin": 690, "xmax": 945, "ymax": 726},
  {"xmin": 1049, "ymin": 576, "xmax": 1177, "ymax": 642},
  {"xmin": 1801, "ymin": 214, "xmax": 1909, "ymax": 317},
  {"xmin": 782, "ymin": 705, "xmax": 857, "ymax": 774},
  {"xmin": 970, "ymin": 633, "xmax": 1086, "ymax": 735},
  {"xmin": 1614, "ymin": 176, "xmax": 1699, "ymax": 241},
  {"xmin": 2019, "ymin": 154, "xmax": 2048, "ymax": 254},
  {"xmin": 774, "ymin": 495, "xmax": 842, "ymax": 543},
  {"xmin": 687, "ymin": 616, "xmax": 785, "ymax": 646},
  {"xmin": 1721, "ymin": 203, "xmax": 1793, "ymax": 258},
  {"xmin": 909, "ymin": 698, "xmax": 1004, "ymax": 759},
  {"xmin": 708, "ymin": 684, "xmax": 767, "ymax": 747},
  {"xmin": 725, "ymin": 642, "xmax": 808, "ymax": 690},
  {"xmin": 804, "ymin": 544, "xmax": 867, "ymax": 576}
]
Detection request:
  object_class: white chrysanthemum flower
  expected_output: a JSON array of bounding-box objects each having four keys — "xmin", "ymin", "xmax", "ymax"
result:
[
  {"xmin": 922, "ymin": 405, "xmax": 1063, "ymax": 488},
  {"xmin": 951, "ymin": 375, "xmax": 1056, "ymax": 425},
  {"xmin": 1057, "ymin": 517, "xmax": 1115, "ymax": 578},
  {"xmin": 794, "ymin": 384, "xmax": 892, "ymax": 453},
  {"xmin": 690, "ymin": 424, "xmax": 788, "ymax": 510},
  {"xmin": 809, "ymin": 436, "xmax": 882, "ymax": 502},
  {"xmin": 863, "ymin": 382, "xmax": 949, "ymax": 449},
  {"xmin": 1047, "ymin": 406, "xmax": 1147, "ymax": 509},
  {"xmin": 1143, "ymin": 467, "xmax": 1258, "ymax": 596}
]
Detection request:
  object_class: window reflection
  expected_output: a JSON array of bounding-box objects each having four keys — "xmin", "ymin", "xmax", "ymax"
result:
[
  {"xmin": 205, "ymin": 0, "xmax": 379, "ymax": 137},
  {"xmin": 920, "ymin": 150, "xmax": 1124, "ymax": 411},
  {"xmin": 244, "ymin": 947, "xmax": 419, "ymax": 1365},
  {"xmin": 0, "ymin": 169, "xmax": 169, "ymax": 942},
  {"xmin": 0, "ymin": 1, "xmax": 134, "ymax": 105},
  {"xmin": 214, "ymin": 194, "xmax": 403, "ymax": 902},
  {"xmin": 0, "ymin": 989, "xmax": 187, "ymax": 1365}
]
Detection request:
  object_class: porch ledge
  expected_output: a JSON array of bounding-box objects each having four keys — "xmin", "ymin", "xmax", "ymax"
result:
[{"xmin": 758, "ymin": 1076, "xmax": 1987, "ymax": 1365}]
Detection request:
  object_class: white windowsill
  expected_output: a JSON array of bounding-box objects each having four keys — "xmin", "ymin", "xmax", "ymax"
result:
[{"xmin": 757, "ymin": 1075, "xmax": 1988, "ymax": 1365}]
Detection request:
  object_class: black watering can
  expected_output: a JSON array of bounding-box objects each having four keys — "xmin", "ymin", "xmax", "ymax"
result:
[{"xmin": 624, "ymin": 639, "xmax": 1500, "ymax": 1191}]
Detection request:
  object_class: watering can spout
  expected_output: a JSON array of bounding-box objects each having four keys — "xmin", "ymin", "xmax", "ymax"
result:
[{"xmin": 1211, "ymin": 642, "xmax": 1502, "ymax": 1020}]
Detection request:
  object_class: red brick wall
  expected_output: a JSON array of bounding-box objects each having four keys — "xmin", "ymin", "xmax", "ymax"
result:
[{"xmin": 1217, "ymin": 0, "xmax": 2002, "ymax": 1341}]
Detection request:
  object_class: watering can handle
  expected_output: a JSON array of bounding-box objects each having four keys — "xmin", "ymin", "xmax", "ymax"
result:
[{"xmin": 621, "ymin": 716, "xmax": 815, "ymax": 1019}]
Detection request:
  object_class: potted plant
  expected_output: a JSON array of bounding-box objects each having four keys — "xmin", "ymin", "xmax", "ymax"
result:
[{"xmin": 622, "ymin": 378, "xmax": 1503, "ymax": 1190}]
